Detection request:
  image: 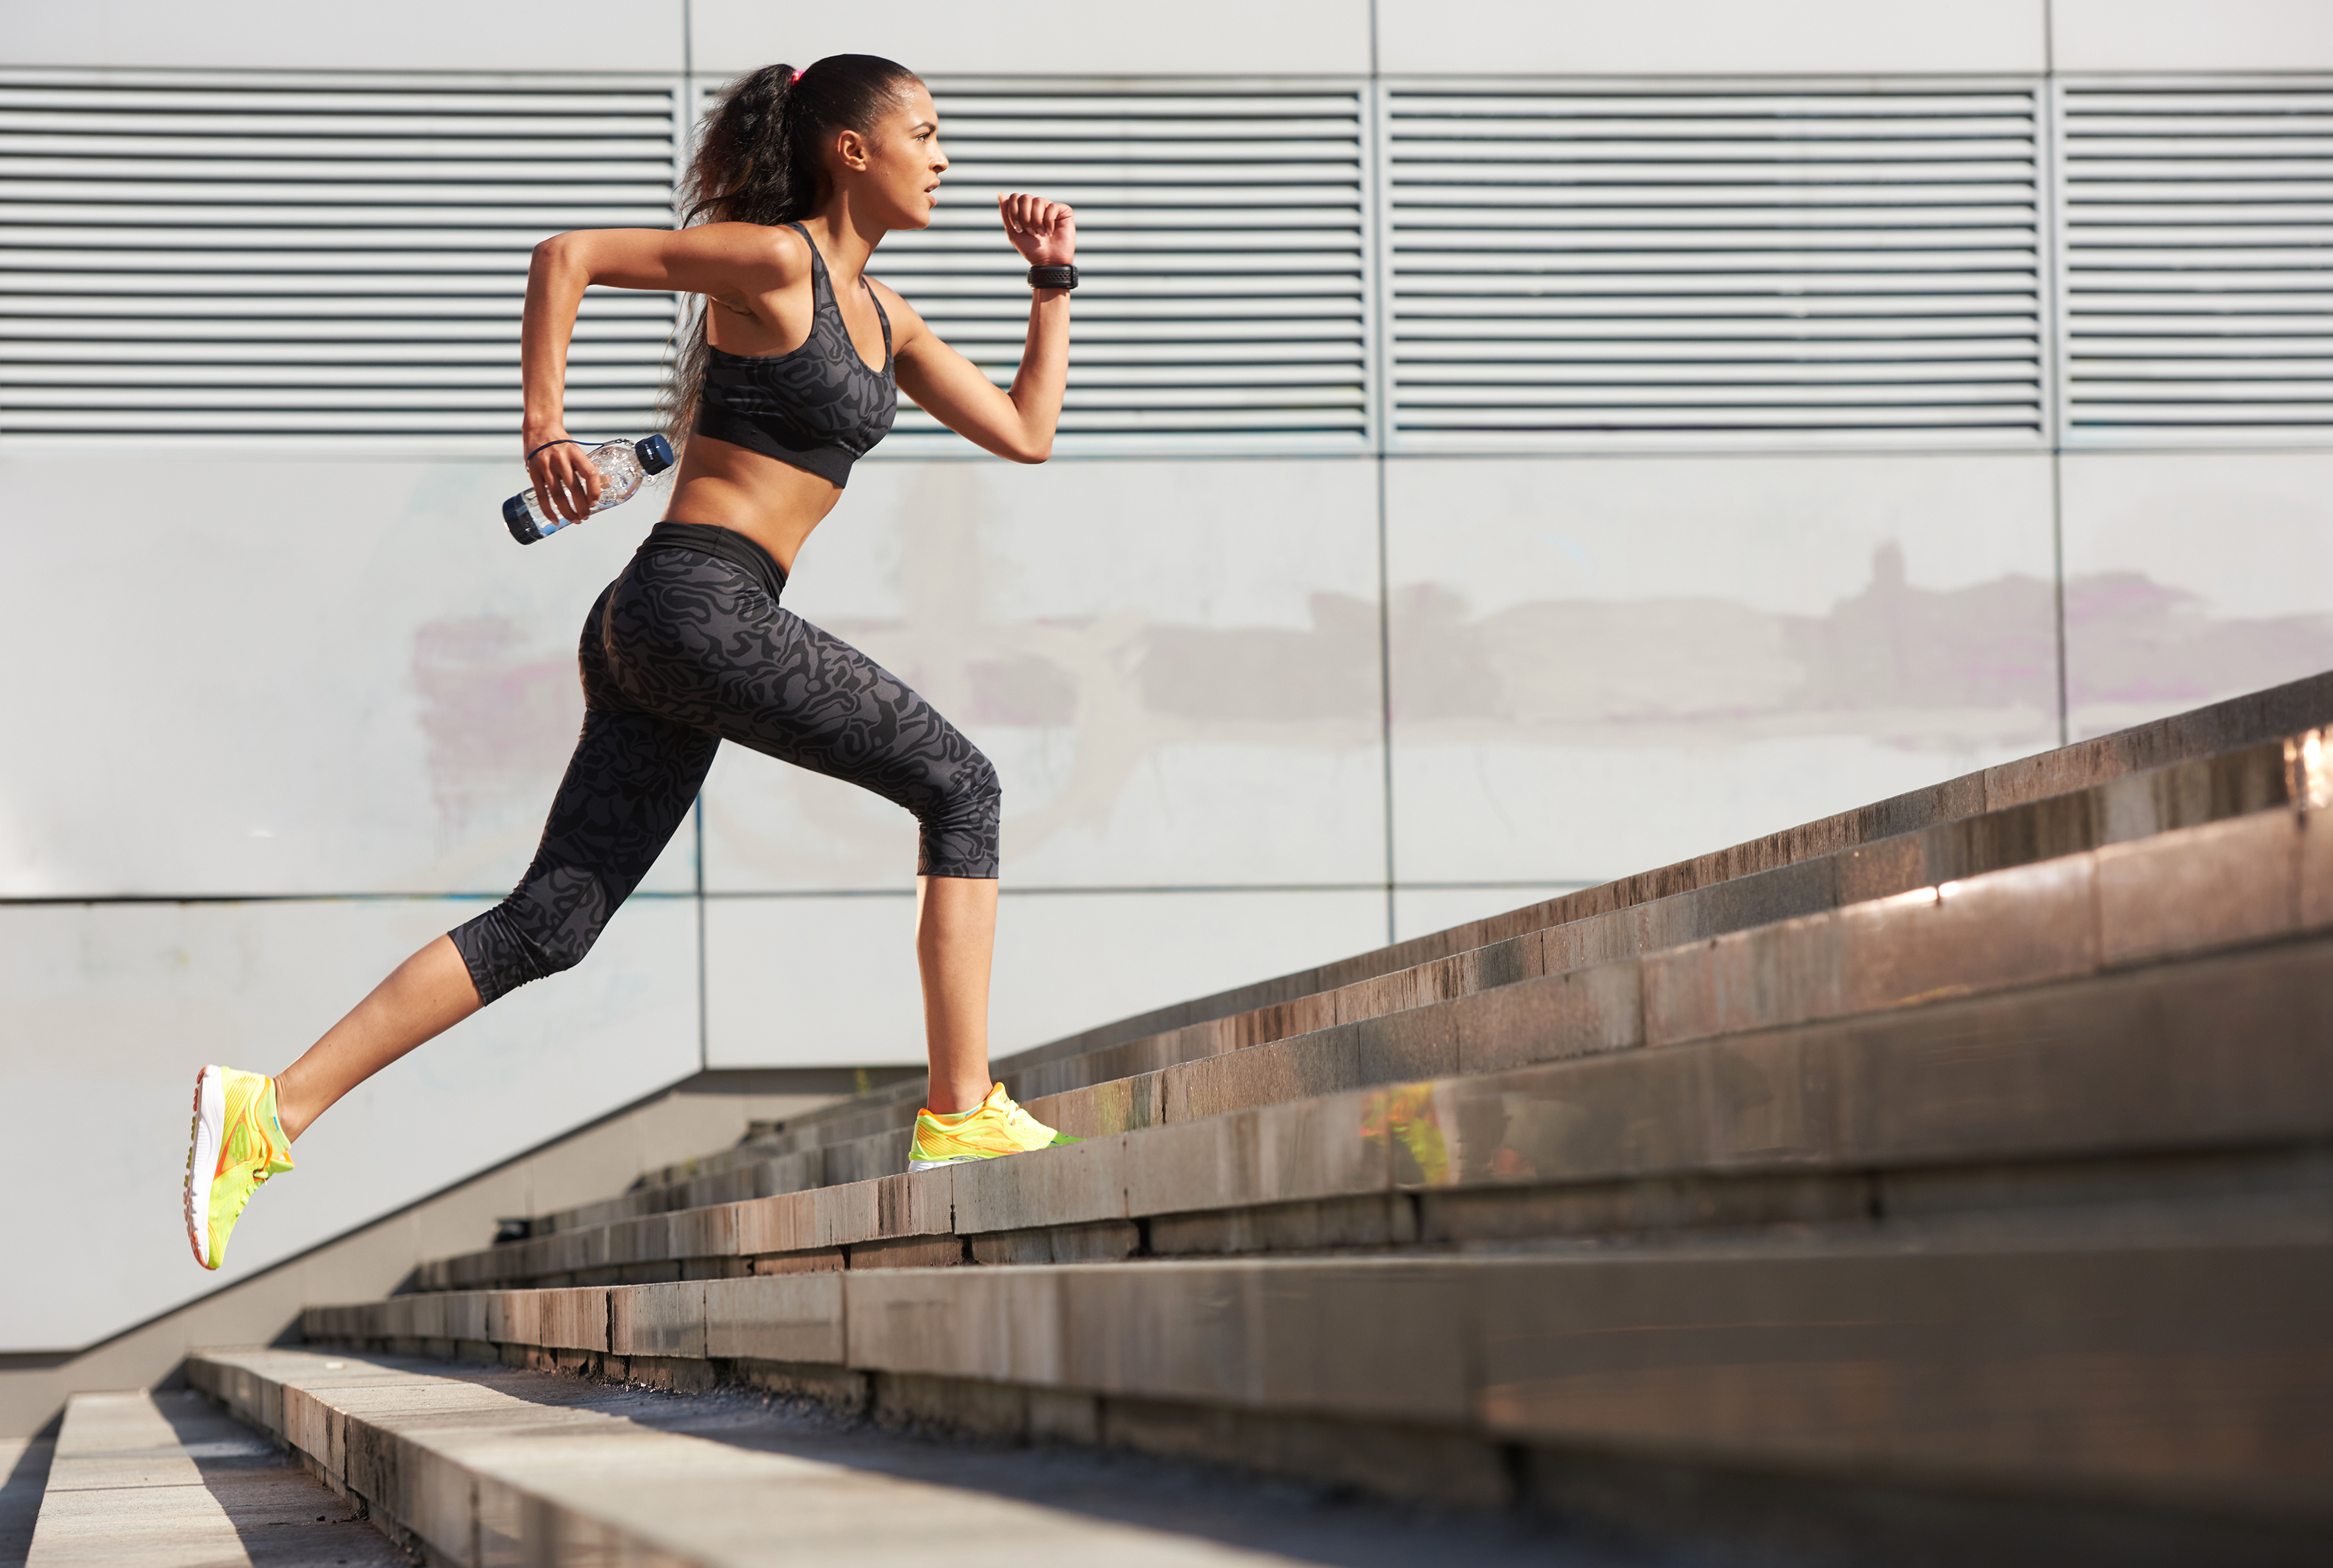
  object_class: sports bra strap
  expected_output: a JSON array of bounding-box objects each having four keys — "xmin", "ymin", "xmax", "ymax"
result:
[{"xmin": 786, "ymin": 220, "xmax": 888, "ymax": 354}]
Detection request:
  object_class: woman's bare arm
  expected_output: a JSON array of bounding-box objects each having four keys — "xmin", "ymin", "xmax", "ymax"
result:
[
  {"xmin": 519, "ymin": 223, "xmax": 811, "ymax": 519},
  {"xmin": 890, "ymin": 194, "xmax": 1075, "ymax": 464}
]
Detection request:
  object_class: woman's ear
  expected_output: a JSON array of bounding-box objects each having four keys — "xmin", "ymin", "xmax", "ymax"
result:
[{"xmin": 834, "ymin": 127, "xmax": 871, "ymax": 174}]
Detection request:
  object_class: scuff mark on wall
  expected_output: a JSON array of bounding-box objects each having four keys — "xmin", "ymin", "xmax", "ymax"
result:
[{"xmin": 409, "ymin": 616, "xmax": 579, "ymax": 850}]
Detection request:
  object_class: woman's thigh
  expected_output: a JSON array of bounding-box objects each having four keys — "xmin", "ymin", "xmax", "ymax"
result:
[{"xmin": 602, "ymin": 549, "xmax": 996, "ymax": 870}]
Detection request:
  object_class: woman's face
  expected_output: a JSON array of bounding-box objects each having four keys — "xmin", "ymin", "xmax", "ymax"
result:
[{"xmin": 836, "ymin": 82, "xmax": 948, "ymax": 230}]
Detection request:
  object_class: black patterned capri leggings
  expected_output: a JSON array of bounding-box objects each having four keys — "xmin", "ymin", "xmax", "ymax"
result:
[{"xmin": 448, "ymin": 525, "xmax": 1001, "ymax": 1005}]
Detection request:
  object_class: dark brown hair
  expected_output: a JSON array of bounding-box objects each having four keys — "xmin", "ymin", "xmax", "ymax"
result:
[{"xmin": 662, "ymin": 55, "xmax": 922, "ymax": 439}]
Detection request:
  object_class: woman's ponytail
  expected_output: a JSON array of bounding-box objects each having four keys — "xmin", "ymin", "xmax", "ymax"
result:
[{"xmin": 662, "ymin": 55, "xmax": 921, "ymax": 440}]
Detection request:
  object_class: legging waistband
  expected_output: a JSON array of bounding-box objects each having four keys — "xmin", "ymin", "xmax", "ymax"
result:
[{"xmin": 637, "ymin": 521, "xmax": 788, "ymax": 601}]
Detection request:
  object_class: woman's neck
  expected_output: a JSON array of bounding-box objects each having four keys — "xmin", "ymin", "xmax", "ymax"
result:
[{"xmin": 802, "ymin": 201, "xmax": 884, "ymax": 288}]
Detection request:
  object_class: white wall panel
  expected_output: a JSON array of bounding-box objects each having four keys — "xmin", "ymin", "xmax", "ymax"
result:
[
  {"xmin": 2060, "ymin": 450, "xmax": 2333, "ymax": 739},
  {"xmin": 693, "ymin": 1, "xmax": 1371, "ymax": 78},
  {"xmin": 700, "ymin": 458, "xmax": 1386, "ymax": 893},
  {"xmin": 1377, "ymin": 1, "xmax": 2044, "ymax": 77},
  {"xmin": 704, "ymin": 886, "xmax": 1389, "ymax": 1070},
  {"xmin": 703, "ymin": 895, "xmax": 926, "ymax": 1069},
  {"xmin": 0, "ymin": 452, "xmax": 693, "ymax": 898},
  {"xmin": 1385, "ymin": 451, "xmax": 2059, "ymax": 885},
  {"xmin": 0, "ymin": 895, "xmax": 698, "ymax": 1351},
  {"xmin": 2054, "ymin": 1, "xmax": 2333, "ymax": 73},
  {"xmin": 6, "ymin": 2, "xmax": 687, "ymax": 73}
]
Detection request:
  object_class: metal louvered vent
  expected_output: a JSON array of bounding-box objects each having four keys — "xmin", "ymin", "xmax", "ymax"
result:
[
  {"xmin": 0, "ymin": 73, "xmax": 682, "ymax": 447},
  {"xmin": 2061, "ymin": 81, "xmax": 2333, "ymax": 442},
  {"xmin": 1383, "ymin": 86, "xmax": 2047, "ymax": 448},
  {"xmin": 828, "ymin": 82, "xmax": 1370, "ymax": 456}
]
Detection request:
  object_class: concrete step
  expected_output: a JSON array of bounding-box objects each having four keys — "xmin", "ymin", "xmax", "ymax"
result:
[
  {"xmin": 519, "ymin": 709, "xmax": 2325, "ymax": 1242},
  {"xmin": 24, "ymin": 1388, "xmax": 408, "ymax": 1567},
  {"xmin": 178, "ymin": 1349, "xmax": 1680, "ymax": 1568},
  {"xmin": 413, "ymin": 810, "xmax": 2333, "ymax": 1291},
  {"xmin": 275, "ymin": 1227, "xmax": 2333, "ymax": 1560},
  {"xmin": 0, "ymin": 1435, "xmax": 55, "ymax": 1567}
]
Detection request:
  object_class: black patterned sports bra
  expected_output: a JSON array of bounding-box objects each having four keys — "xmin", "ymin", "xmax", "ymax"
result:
[{"xmin": 694, "ymin": 221, "xmax": 897, "ymax": 487}]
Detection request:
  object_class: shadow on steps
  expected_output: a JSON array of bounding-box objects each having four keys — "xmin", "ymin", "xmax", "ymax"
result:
[
  {"xmin": 145, "ymin": 1390, "xmax": 413, "ymax": 1567},
  {"xmin": 0, "ymin": 1437, "xmax": 54, "ymax": 1568}
]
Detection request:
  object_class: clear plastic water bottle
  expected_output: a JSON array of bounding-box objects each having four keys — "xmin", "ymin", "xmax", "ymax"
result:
[{"xmin": 503, "ymin": 434, "xmax": 676, "ymax": 543}]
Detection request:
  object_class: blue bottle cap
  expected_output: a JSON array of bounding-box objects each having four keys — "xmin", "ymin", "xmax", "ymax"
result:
[
  {"xmin": 635, "ymin": 433, "xmax": 676, "ymax": 474},
  {"xmin": 502, "ymin": 492, "xmax": 543, "ymax": 544}
]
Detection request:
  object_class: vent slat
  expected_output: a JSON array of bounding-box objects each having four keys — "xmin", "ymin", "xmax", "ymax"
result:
[
  {"xmin": 2063, "ymin": 82, "xmax": 2333, "ymax": 442},
  {"xmin": 1, "ymin": 75, "xmax": 680, "ymax": 442},
  {"xmin": 1386, "ymin": 86, "xmax": 2045, "ymax": 448},
  {"xmin": 819, "ymin": 82, "xmax": 1368, "ymax": 451}
]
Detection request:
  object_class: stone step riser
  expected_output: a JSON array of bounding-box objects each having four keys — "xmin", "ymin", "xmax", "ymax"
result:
[
  {"xmin": 297, "ymin": 1236, "xmax": 2333, "ymax": 1525},
  {"xmin": 530, "ymin": 733, "xmax": 2315, "ymax": 1238},
  {"xmin": 424, "ymin": 810, "xmax": 2330, "ymax": 1291}
]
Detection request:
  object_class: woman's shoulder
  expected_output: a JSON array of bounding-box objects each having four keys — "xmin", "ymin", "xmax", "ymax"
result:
[
  {"xmin": 864, "ymin": 274, "xmax": 926, "ymax": 330},
  {"xmin": 678, "ymin": 220, "xmax": 815, "ymax": 283}
]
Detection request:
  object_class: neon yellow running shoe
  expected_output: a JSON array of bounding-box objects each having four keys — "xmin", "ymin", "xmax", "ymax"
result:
[
  {"xmin": 184, "ymin": 1065, "xmax": 294, "ymax": 1270},
  {"xmin": 907, "ymin": 1083, "xmax": 1075, "ymax": 1173}
]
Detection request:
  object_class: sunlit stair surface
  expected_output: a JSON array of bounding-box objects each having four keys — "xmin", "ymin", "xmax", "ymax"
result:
[
  {"xmin": 24, "ymin": 1388, "xmax": 410, "ymax": 1567},
  {"xmin": 181, "ymin": 674, "xmax": 2333, "ymax": 1565}
]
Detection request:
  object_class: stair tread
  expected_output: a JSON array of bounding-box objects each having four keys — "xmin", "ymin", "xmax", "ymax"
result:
[
  {"xmin": 277, "ymin": 1229, "xmax": 2333, "ymax": 1529},
  {"xmin": 25, "ymin": 1389, "xmax": 406, "ymax": 1568},
  {"xmin": 187, "ymin": 1349, "xmax": 1633, "ymax": 1567}
]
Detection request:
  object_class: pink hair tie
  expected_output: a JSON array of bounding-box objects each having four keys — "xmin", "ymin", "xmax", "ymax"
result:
[{"xmin": 791, "ymin": 68, "xmax": 803, "ymax": 83}]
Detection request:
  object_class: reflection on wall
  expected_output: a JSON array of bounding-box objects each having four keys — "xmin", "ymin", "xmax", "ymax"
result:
[
  {"xmin": 2067, "ymin": 575, "xmax": 2333, "ymax": 727},
  {"xmin": 1383, "ymin": 451, "xmax": 2062, "ymax": 884},
  {"xmin": 2062, "ymin": 450, "xmax": 2333, "ymax": 739},
  {"xmin": 1393, "ymin": 543, "xmax": 2059, "ymax": 754}
]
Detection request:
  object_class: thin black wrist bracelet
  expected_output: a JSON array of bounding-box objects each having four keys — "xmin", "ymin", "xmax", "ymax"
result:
[
  {"xmin": 1028, "ymin": 264, "xmax": 1079, "ymax": 291},
  {"xmin": 527, "ymin": 438, "xmax": 586, "ymax": 462}
]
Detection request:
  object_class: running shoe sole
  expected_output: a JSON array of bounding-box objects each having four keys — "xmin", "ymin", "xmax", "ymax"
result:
[
  {"xmin": 907, "ymin": 1155, "xmax": 982, "ymax": 1173},
  {"xmin": 185, "ymin": 1064, "xmax": 224, "ymax": 1268}
]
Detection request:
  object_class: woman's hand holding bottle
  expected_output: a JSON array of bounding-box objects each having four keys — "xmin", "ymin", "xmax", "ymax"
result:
[{"xmin": 524, "ymin": 427, "xmax": 603, "ymax": 525}]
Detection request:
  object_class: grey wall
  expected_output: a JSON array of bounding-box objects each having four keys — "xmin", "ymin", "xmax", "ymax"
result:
[{"xmin": 8, "ymin": 0, "xmax": 2333, "ymax": 1354}]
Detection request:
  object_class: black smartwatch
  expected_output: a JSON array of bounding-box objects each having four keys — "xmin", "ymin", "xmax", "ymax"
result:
[{"xmin": 1028, "ymin": 264, "xmax": 1079, "ymax": 291}]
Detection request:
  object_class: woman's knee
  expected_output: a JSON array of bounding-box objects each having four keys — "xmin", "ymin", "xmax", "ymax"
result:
[
  {"xmin": 920, "ymin": 749, "xmax": 1002, "ymax": 879},
  {"xmin": 446, "ymin": 867, "xmax": 612, "ymax": 1004}
]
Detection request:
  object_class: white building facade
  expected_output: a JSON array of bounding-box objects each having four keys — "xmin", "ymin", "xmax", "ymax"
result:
[{"xmin": 7, "ymin": 0, "xmax": 2332, "ymax": 1351}]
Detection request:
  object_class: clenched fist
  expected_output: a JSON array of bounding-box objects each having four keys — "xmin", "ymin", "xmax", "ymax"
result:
[{"xmin": 996, "ymin": 192, "xmax": 1075, "ymax": 268}]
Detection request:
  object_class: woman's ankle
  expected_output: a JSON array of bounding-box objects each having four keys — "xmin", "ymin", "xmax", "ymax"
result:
[
  {"xmin": 271, "ymin": 1074, "xmax": 316, "ymax": 1143},
  {"xmin": 925, "ymin": 1079, "xmax": 993, "ymax": 1117}
]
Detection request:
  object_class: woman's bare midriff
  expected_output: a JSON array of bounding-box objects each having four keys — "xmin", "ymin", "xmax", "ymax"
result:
[{"xmin": 658, "ymin": 433, "xmax": 845, "ymax": 575}]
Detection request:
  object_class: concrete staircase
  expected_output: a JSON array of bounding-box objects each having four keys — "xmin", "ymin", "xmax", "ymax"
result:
[{"xmin": 129, "ymin": 674, "xmax": 2333, "ymax": 1564}]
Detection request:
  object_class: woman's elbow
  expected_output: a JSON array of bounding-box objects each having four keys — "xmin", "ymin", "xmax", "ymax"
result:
[
  {"xmin": 1005, "ymin": 432, "xmax": 1053, "ymax": 464},
  {"xmin": 530, "ymin": 232, "xmax": 580, "ymax": 273}
]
